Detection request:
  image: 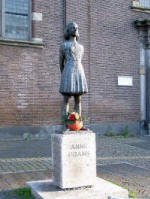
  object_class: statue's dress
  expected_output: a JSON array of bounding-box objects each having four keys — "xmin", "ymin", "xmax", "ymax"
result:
[{"xmin": 59, "ymin": 41, "xmax": 88, "ymax": 95}]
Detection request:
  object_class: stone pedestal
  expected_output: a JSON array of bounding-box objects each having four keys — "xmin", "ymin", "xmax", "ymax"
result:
[
  {"xmin": 27, "ymin": 130, "xmax": 129, "ymax": 198},
  {"xmin": 27, "ymin": 178, "xmax": 129, "ymax": 199},
  {"xmin": 51, "ymin": 130, "xmax": 96, "ymax": 189}
]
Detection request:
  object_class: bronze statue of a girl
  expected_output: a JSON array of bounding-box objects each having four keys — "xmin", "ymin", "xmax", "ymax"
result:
[{"xmin": 59, "ymin": 22, "xmax": 88, "ymax": 116}]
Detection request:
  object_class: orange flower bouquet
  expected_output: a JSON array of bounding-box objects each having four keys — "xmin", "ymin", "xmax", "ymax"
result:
[{"xmin": 63, "ymin": 111, "xmax": 87, "ymax": 131}]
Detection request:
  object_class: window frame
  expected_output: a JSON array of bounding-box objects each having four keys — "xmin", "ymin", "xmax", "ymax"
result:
[
  {"xmin": 139, "ymin": 0, "xmax": 150, "ymax": 8},
  {"xmin": 132, "ymin": 0, "xmax": 150, "ymax": 13},
  {"xmin": 0, "ymin": 0, "xmax": 32, "ymax": 41}
]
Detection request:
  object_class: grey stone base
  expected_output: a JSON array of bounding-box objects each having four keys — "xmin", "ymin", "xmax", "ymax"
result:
[
  {"xmin": 0, "ymin": 122, "xmax": 141, "ymax": 141},
  {"xmin": 51, "ymin": 131, "xmax": 96, "ymax": 189},
  {"xmin": 26, "ymin": 178, "xmax": 129, "ymax": 199}
]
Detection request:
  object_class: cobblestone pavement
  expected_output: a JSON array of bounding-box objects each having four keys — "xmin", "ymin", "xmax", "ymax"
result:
[
  {"xmin": 0, "ymin": 135, "xmax": 150, "ymax": 198},
  {"xmin": 0, "ymin": 136, "xmax": 150, "ymax": 173}
]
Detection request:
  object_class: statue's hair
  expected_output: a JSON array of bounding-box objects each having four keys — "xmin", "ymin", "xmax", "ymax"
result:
[{"xmin": 64, "ymin": 22, "xmax": 79, "ymax": 41}]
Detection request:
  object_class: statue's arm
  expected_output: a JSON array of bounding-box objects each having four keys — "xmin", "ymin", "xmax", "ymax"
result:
[{"xmin": 59, "ymin": 44, "xmax": 65, "ymax": 73}]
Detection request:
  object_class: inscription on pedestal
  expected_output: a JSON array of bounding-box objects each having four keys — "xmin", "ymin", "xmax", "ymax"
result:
[
  {"xmin": 51, "ymin": 131, "xmax": 96, "ymax": 189},
  {"xmin": 68, "ymin": 144, "xmax": 89, "ymax": 157}
]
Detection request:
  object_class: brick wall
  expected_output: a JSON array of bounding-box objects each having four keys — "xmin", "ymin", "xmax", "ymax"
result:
[
  {"xmin": 0, "ymin": 0, "xmax": 150, "ymax": 129},
  {"xmin": 0, "ymin": 0, "xmax": 64, "ymax": 126},
  {"xmin": 89, "ymin": 0, "xmax": 142, "ymax": 123},
  {"xmin": 65, "ymin": 0, "xmax": 150, "ymax": 125}
]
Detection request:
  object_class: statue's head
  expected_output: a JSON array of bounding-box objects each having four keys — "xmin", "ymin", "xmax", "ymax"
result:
[{"xmin": 64, "ymin": 22, "xmax": 79, "ymax": 41}]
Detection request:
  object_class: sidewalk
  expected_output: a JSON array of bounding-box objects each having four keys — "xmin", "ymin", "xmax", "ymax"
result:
[{"xmin": 0, "ymin": 135, "xmax": 150, "ymax": 198}]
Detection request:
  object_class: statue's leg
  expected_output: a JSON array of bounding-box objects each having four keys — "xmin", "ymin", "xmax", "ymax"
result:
[
  {"xmin": 62, "ymin": 94, "xmax": 71, "ymax": 116},
  {"xmin": 74, "ymin": 95, "xmax": 81, "ymax": 115}
]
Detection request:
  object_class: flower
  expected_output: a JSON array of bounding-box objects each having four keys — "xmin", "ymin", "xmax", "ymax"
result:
[
  {"xmin": 69, "ymin": 114, "xmax": 76, "ymax": 121},
  {"xmin": 66, "ymin": 112, "xmax": 83, "ymax": 131},
  {"xmin": 62, "ymin": 111, "xmax": 87, "ymax": 125}
]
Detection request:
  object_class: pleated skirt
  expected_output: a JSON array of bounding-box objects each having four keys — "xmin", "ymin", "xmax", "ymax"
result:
[{"xmin": 59, "ymin": 62, "xmax": 88, "ymax": 95}]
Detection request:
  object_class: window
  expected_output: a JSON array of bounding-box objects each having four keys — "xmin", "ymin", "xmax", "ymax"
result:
[
  {"xmin": 0, "ymin": 0, "xmax": 31, "ymax": 40},
  {"xmin": 140, "ymin": 0, "xmax": 150, "ymax": 8}
]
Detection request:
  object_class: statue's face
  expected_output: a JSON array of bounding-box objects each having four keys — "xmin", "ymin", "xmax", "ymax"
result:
[{"xmin": 69, "ymin": 23, "xmax": 78, "ymax": 37}]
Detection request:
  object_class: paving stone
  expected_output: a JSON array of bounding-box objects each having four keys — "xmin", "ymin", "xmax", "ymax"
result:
[
  {"xmin": 0, "ymin": 158, "xmax": 51, "ymax": 173},
  {"xmin": 128, "ymin": 141, "xmax": 150, "ymax": 150},
  {"xmin": 0, "ymin": 140, "xmax": 51, "ymax": 159},
  {"xmin": 97, "ymin": 163, "xmax": 150, "ymax": 198},
  {"xmin": 0, "ymin": 170, "xmax": 52, "ymax": 191},
  {"xmin": 0, "ymin": 136, "xmax": 150, "ymax": 198}
]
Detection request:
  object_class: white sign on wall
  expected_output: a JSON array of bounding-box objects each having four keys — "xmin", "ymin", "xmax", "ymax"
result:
[
  {"xmin": 118, "ymin": 76, "xmax": 133, "ymax": 86},
  {"xmin": 132, "ymin": 1, "xmax": 140, "ymax": 7},
  {"xmin": 32, "ymin": 12, "xmax": 43, "ymax": 21}
]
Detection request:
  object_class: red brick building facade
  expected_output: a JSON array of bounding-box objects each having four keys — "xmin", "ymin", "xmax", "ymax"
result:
[{"xmin": 0, "ymin": 0, "xmax": 150, "ymax": 139}]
